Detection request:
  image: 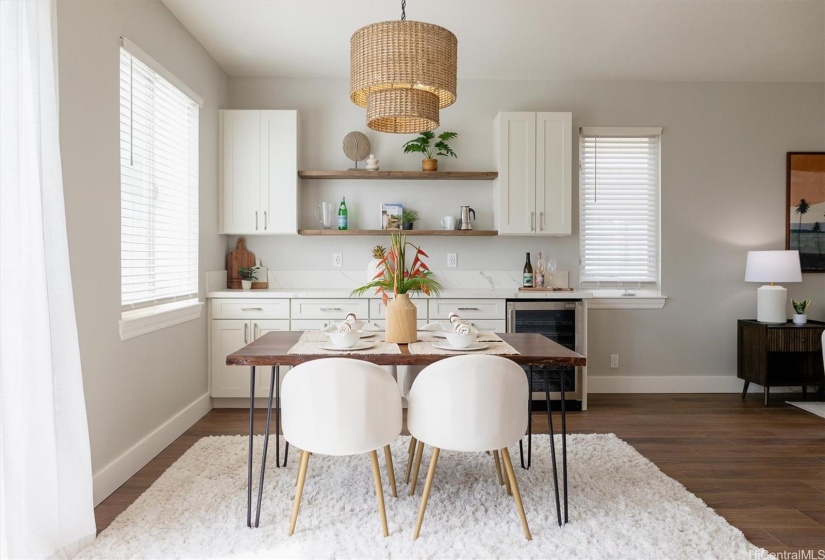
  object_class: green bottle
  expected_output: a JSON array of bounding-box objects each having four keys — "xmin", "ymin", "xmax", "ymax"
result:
[{"xmin": 338, "ymin": 196, "xmax": 348, "ymax": 230}]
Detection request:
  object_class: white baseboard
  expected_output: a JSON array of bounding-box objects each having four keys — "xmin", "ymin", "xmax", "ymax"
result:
[
  {"xmin": 588, "ymin": 375, "xmax": 801, "ymax": 394},
  {"xmin": 92, "ymin": 393, "xmax": 212, "ymax": 505}
]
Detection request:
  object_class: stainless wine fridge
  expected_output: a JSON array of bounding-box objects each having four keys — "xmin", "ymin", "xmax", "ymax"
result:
[{"xmin": 506, "ymin": 300, "xmax": 584, "ymax": 410}]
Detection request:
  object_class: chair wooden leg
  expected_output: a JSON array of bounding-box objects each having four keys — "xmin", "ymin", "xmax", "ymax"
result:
[
  {"xmin": 501, "ymin": 448, "xmax": 532, "ymax": 541},
  {"xmin": 492, "ymin": 450, "xmax": 504, "ymax": 486},
  {"xmin": 503, "ymin": 455, "xmax": 512, "ymax": 496},
  {"xmin": 369, "ymin": 450, "xmax": 389, "ymax": 537},
  {"xmin": 384, "ymin": 444, "xmax": 397, "ymax": 498},
  {"xmin": 405, "ymin": 437, "xmax": 417, "ymax": 483},
  {"xmin": 289, "ymin": 450, "xmax": 310, "ymax": 536},
  {"xmin": 409, "ymin": 440, "xmax": 425, "ymax": 496},
  {"xmin": 413, "ymin": 447, "xmax": 440, "ymax": 540}
]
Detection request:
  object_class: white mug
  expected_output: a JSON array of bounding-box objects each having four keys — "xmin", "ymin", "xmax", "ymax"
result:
[
  {"xmin": 441, "ymin": 216, "xmax": 456, "ymax": 230},
  {"xmin": 315, "ymin": 202, "xmax": 334, "ymax": 229}
]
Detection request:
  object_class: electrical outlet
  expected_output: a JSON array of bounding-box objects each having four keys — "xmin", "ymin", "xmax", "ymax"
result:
[
  {"xmin": 447, "ymin": 253, "xmax": 457, "ymax": 268},
  {"xmin": 332, "ymin": 253, "xmax": 342, "ymax": 267},
  {"xmin": 610, "ymin": 354, "xmax": 619, "ymax": 368}
]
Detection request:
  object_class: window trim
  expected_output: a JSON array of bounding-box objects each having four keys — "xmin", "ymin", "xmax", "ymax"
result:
[
  {"xmin": 119, "ymin": 299, "xmax": 203, "ymax": 341},
  {"xmin": 119, "ymin": 38, "xmax": 202, "ymax": 336},
  {"xmin": 579, "ymin": 126, "xmax": 663, "ymax": 294}
]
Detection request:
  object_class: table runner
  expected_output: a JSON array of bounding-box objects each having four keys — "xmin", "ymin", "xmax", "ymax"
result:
[
  {"xmin": 289, "ymin": 331, "xmax": 400, "ymax": 355},
  {"xmin": 408, "ymin": 340, "xmax": 519, "ymax": 356},
  {"xmin": 417, "ymin": 331, "xmax": 504, "ymax": 343}
]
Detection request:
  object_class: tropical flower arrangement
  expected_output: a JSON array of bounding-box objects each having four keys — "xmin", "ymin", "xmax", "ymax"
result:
[{"xmin": 351, "ymin": 232, "xmax": 442, "ymax": 304}]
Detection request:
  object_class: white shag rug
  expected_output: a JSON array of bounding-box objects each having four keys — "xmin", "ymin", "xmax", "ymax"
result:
[
  {"xmin": 787, "ymin": 400, "xmax": 825, "ymax": 419},
  {"xmin": 79, "ymin": 434, "xmax": 763, "ymax": 560}
]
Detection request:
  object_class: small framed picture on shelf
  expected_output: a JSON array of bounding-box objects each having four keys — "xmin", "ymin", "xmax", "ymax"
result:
[{"xmin": 380, "ymin": 203, "xmax": 403, "ymax": 229}]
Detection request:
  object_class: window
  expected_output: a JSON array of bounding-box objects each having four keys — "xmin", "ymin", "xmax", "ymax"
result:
[
  {"xmin": 579, "ymin": 127, "xmax": 662, "ymax": 292},
  {"xmin": 119, "ymin": 39, "xmax": 203, "ymax": 338}
]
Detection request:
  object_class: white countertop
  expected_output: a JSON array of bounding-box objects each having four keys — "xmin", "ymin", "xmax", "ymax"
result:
[{"xmin": 206, "ymin": 288, "xmax": 593, "ymax": 299}]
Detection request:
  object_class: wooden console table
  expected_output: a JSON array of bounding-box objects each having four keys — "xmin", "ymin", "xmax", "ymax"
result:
[{"xmin": 737, "ymin": 319, "xmax": 825, "ymax": 406}]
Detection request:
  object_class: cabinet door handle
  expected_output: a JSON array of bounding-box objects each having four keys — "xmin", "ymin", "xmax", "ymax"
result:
[
  {"xmin": 264, "ymin": 211, "xmax": 268, "ymax": 230},
  {"xmin": 320, "ymin": 307, "xmax": 343, "ymax": 312},
  {"xmin": 241, "ymin": 307, "xmax": 263, "ymax": 311},
  {"xmin": 255, "ymin": 211, "xmax": 259, "ymax": 230},
  {"xmin": 254, "ymin": 323, "xmax": 259, "ymax": 340},
  {"xmin": 530, "ymin": 212, "xmax": 535, "ymax": 231},
  {"xmin": 457, "ymin": 307, "xmax": 479, "ymax": 311},
  {"xmin": 244, "ymin": 323, "xmax": 249, "ymax": 344},
  {"xmin": 540, "ymin": 211, "xmax": 544, "ymax": 231}
]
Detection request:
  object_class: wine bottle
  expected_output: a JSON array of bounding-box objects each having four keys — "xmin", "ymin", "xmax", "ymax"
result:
[
  {"xmin": 523, "ymin": 252, "xmax": 534, "ymax": 288},
  {"xmin": 535, "ymin": 252, "xmax": 544, "ymax": 288},
  {"xmin": 338, "ymin": 196, "xmax": 348, "ymax": 230}
]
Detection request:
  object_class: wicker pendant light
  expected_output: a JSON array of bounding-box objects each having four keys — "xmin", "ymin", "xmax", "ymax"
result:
[{"xmin": 350, "ymin": 2, "xmax": 457, "ymax": 133}]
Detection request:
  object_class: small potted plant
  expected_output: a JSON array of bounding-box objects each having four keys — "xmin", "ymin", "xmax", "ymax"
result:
[
  {"xmin": 402, "ymin": 131, "xmax": 457, "ymax": 172},
  {"xmin": 238, "ymin": 266, "xmax": 259, "ymax": 290},
  {"xmin": 401, "ymin": 208, "xmax": 419, "ymax": 230},
  {"xmin": 792, "ymin": 299, "xmax": 810, "ymax": 325}
]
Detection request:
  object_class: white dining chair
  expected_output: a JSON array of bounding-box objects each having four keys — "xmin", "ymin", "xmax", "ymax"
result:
[
  {"xmin": 281, "ymin": 358, "xmax": 402, "ymax": 537},
  {"xmin": 406, "ymin": 354, "xmax": 531, "ymax": 540}
]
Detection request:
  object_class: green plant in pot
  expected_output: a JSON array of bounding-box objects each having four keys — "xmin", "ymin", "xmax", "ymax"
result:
[
  {"xmin": 792, "ymin": 298, "xmax": 810, "ymax": 325},
  {"xmin": 401, "ymin": 208, "xmax": 419, "ymax": 230},
  {"xmin": 402, "ymin": 131, "xmax": 457, "ymax": 172},
  {"xmin": 238, "ymin": 266, "xmax": 259, "ymax": 290}
]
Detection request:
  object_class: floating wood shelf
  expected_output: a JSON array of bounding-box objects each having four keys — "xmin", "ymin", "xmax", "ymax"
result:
[
  {"xmin": 298, "ymin": 170, "xmax": 497, "ymax": 181},
  {"xmin": 298, "ymin": 229, "xmax": 498, "ymax": 237}
]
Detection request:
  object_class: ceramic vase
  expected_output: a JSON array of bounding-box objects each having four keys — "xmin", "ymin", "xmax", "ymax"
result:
[
  {"xmin": 241, "ymin": 280, "xmax": 252, "ymax": 290},
  {"xmin": 792, "ymin": 313, "xmax": 807, "ymax": 325},
  {"xmin": 385, "ymin": 293, "xmax": 417, "ymax": 343},
  {"xmin": 366, "ymin": 154, "xmax": 379, "ymax": 171}
]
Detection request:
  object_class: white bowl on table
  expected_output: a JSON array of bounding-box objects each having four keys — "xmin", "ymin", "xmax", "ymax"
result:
[
  {"xmin": 327, "ymin": 331, "xmax": 360, "ymax": 348},
  {"xmin": 444, "ymin": 331, "xmax": 479, "ymax": 349},
  {"xmin": 333, "ymin": 319, "xmax": 365, "ymax": 332},
  {"xmin": 438, "ymin": 320, "xmax": 470, "ymax": 332}
]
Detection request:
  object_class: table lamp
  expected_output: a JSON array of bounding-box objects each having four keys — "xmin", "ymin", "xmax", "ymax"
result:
[{"xmin": 744, "ymin": 250, "xmax": 802, "ymax": 323}]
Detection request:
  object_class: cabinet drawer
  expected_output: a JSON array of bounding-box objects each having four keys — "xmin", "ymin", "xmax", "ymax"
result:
[
  {"xmin": 370, "ymin": 298, "xmax": 428, "ymax": 320},
  {"xmin": 371, "ymin": 320, "xmax": 429, "ymax": 330},
  {"xmin": 767, "ymin": 328, "xmax": 824, "ymax": 352},
  {"xmin": 467, "ymin": 319, "xmax": 507, "ymax": 333},
  {"xmin": 290, "ymin": 299, "xmax": 369, "ymax": 320},
  {"xmin": 428, "ymin": 299, "xmax": 506, "ymax": 320},
  {"xmin": 211, "ymin": 299, "xmax": 290, "ymax": 319}
]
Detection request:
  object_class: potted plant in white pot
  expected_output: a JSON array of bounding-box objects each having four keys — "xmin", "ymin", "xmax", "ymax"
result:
[
  {"xmin": 792, "ymin": 298, "xmax": 810, "ymax": 325},
  {"xmin": 238, "ymin": 266, "xmax": 259, "ymax": 290},
  {"xmin": 402, "ymin": 131, "xmax": 457, "ymax": 172}
]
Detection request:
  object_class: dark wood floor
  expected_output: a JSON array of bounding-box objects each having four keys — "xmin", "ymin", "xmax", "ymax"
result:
[{"xmin": 95, "ymin": 394, "xmax": 825, "ymax": 555}]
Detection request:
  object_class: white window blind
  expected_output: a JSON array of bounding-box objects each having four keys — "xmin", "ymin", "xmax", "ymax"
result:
[
  {"xmin": 579, "ymin": 127, "xmax": 661, "ymax": 288},
  {"xmin": 120, "ymin": 45, "xmax": 199, "ymax": 311}
]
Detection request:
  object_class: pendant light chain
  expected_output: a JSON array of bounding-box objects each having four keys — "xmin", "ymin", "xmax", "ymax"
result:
[{"xmin": 401, "ymin": 0, "xmax": 406, "ymax": 20}]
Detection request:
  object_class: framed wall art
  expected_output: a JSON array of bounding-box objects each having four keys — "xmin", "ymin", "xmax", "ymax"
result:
[{"xmin": 786, "ymin": 152, "xmax": 825, "ymax": 272}]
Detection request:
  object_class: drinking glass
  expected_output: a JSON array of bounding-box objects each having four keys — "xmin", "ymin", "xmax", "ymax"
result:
[
  {"xmin": 315, "ymin": 202, "xmax": 334, "ymax": 229},
  {"xmin": 546, "ymin": 258, "xmax": 557, "ymax": 287}
]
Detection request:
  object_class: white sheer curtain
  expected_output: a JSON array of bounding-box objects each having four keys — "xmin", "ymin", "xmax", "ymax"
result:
[{"xmin": 0, "ymin": 1, "xmax": 96, "ymax": 557}]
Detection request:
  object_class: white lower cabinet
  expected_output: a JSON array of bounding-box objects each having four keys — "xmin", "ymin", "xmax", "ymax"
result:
[{"xmin": 210, "ymin": 298, "xmax": 290, "ymax": 398}]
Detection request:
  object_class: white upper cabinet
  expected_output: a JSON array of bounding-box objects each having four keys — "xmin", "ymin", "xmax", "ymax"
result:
[
  {"xmin": 219, "ymin": 110, "xmax": 298, "ymax": 234},
  {"xmin": 494, "ymin": 112, "xmax": 572, "ymax": 236}
]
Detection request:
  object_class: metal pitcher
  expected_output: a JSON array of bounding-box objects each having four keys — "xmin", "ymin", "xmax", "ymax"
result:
[{"xmin": 459, "ymin": 206, "xmax": 476, "ymax": 230}]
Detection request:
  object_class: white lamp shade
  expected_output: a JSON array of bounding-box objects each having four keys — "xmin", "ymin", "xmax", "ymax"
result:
[{"xmin": 744, "ymin": 251, "xmax": 802, "ymax": 283}]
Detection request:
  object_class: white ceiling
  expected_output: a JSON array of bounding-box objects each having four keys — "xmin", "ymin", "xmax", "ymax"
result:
[{"xmin": 161, "ymin": 0, "xmax": 825, "ymax": 82}]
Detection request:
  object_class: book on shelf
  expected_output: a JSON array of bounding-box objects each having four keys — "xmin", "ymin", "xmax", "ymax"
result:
[{"xmin": 380, "ymin": 203, "xmax": 403, "ymax": 229}]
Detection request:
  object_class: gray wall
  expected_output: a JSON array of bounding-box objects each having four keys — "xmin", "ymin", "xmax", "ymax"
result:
[
  {"xmin": 56, "ymin": 0, "xmax": 228, "ymax": 490},
  {"xmin": 231, "ymin": 77, "xmax": 824, "ymax": 389}
]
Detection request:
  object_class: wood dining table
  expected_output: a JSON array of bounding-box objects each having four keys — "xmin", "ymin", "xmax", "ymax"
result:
[{"xmin": 226, "ymin": 331, "xmax": 586, "ymax": 529}]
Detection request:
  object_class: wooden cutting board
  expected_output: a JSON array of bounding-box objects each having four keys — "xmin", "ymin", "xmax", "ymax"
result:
[{"xmin": 227, "ymin": 238, "xmax": 266, "ymax": 289}]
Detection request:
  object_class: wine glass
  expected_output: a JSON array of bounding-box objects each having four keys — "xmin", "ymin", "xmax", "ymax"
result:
[{"xmin": 546, "ymin": 258, "xmax": 557, "ymax": 288}]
